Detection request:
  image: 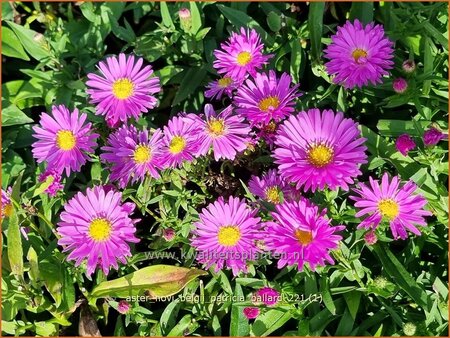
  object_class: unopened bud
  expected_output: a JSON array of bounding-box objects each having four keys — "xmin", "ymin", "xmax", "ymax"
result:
[
  {"xmin": 393, "ymin": 77, "xmax": 408, "ymax": 94},
  {"xmin": 178, "ymin": 8, "xmax": 192, "ymax": 32},
  {"xmin": 402, "ymin": 60, "xmax": 416, "ymax": 74}
]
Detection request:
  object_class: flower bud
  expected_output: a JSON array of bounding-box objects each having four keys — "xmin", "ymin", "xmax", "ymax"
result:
[
  {"xmin": 403, "ymin": 322, "xmax": 417, "ymax": 336},
  {"xmin": 178, "ymin": 8, "xmax": 191, "ymax": 32},
  {"xmin": 364, "ymin": 231, "xmax": 377, "ymax": 245},
  {"xmin": 423, "ymin": 127, "xmax": 446, "ymax": 146},
  {"xmin": 395, "ymin": 134, "xmax": 416, "ymax": 156},
  {"xmin": 393, "ymin": 77, "xmax": 408, "ymax": 94},
  {"xmin": 402, "ymin": 60, "xmax": 416, "ymax": 74}
]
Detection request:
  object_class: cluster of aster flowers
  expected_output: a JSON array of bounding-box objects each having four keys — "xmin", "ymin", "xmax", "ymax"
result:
[{"xmin": 26, "ymin": 22, "xmax": 434, "ymax": 278}]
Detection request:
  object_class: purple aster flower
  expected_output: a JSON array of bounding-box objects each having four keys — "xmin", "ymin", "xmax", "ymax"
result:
[
  {"xmin": 395, "ymin": 134, "xmax": 416, "ymax": 156},
  {"xmin": 264, "ymin": 199, "xmax": 345, "ymax": 271},
  {"xmin": 32, "ymin": 105, "xmax": 99, "ymax": 176},
  {"xmin": 213, "ymin": 28, "xmax": 273, "ymax": 82},
  {"xmin": 324, "ymin": 19, "xmax": 394, "ymax": 89},
  {"xmin": 205, "ymin": 76, "xmax": 237, "ymax": 100},
  {"xmin": 234, "ymin": 71, "xmax": 301, "ymax": 125},
  {"xmin": 248, "ymin": 169, "xmax": 290, "ymax": 204},
  {"xmin": 393, "ymin": 77, "xmax": 408, "ymax": 94},
  {"xmin": 57, "ymin": 186, "xmax": 140, "ymax": 276},
  {"xmin": 101, "ymin": 125, "xmax": 164, "ymax": 188},
  {"xmin": 38, "ymin": 169, "xmax": 63, "ymax": 197},
  {"xmin": 191, "ymin": 196, "xmax": 262, "ymax": 276},
  {"xmin": 351, "ymin": 173, "xmax": 432, "ymax": 240},
  {"xmin": 86, "ymin": 53, "xmax": 161, "ymax": 126},
  {"xmin": 188, "ymin": 104, "xmax": 251, "ymax": 161},
  {"xmin": 423, "ymin": 127, "xmax": 446, "ymax": 146},
  {"xmin": 161, "ymin": 115, "xmax": 202, "ymax": 169},
  {"xmin": 273, "ymin": 108, "xmax": 367, "ymax": 192}
]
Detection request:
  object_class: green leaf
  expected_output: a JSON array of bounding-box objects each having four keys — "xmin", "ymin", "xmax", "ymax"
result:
[
  {"xmin": 217, "ymin": 4, "xmax": 274, "ymax": 45},
  {"xmin": 7, "ymin": 208, "xmax": 24, "ymax": 278},
  {"xmin": 154, "ymin": 66, "xmax": 183, "ymax": 85},
  {"xmin": 1, "ymin": 103, "xmax": 33, "ymax": 127},
  {"xmin": 189, "ymin": 2, "xmax": 202, "ymax": 34},
  {"xmin": 160, "ymin": 300, "xmax": 181, "ymax": 335},
  {"xmin": 230, "ymin": 283, "xmax": 250, "ymax": 336},
  {"xmin": 33, "ymin": 175, "xmax": 54, "ymax": 197},
  {"xmin": 160, "ymin": 2, "xmax": 174, "ymax": 29},
  {"xmin": 308, "ymin": 2, "xmax": 325, "ymax": 63},
  {"xmin": 267, "ymin": 11, "xmax": 281, "ymax": 32},
  {"xmin": 1, "ymin": 26, "xmax": 30, "ymax": 60},
  {"xmin": 343, "ymin": 291, "xmax": 361, "ymax": 320},
  {"xmin": 376, "ymin": 119, "xmax": 430, "ymax": 137},
  {"xmin": 39, "ymin": 257, "xmax": 64, "ymax": 307},
  {"xmin": 171, "ymin": 66, "xmax": 207, "ymax": 106},
  {"xmin": 166, "ymin": 314, "xmax": 193, "ymax": 336},
  {"xmin": 371, "ymin": 244, "xmax": 431, "ymax": 311},
  {"xmin": 252, "ymin": 309, "xmax": 291, "ymax": 336},
  {"xmin": 349, "ymin": 2, "xmax": 374, "ymax": 24},
  {"xmin": 290, "ymin": 39, "xmax": 303, "ymax": 84},
  {"xmin": 90, "ymin": 265, "xmax": 207, "ymax": 298},
  {"xmin": 319, "ymin": 276, "xmax": 336, "ymax": 315},
  {"xmin": 6, "ymin": 21, "xmax": 52, "ymax": 61}
]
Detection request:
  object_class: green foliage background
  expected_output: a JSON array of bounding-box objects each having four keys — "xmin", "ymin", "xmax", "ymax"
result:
[{"xmin": 1, "ymin": 1, "xmax": 449, "ymax": 336}]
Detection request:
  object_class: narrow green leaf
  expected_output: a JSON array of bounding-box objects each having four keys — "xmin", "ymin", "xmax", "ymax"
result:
[
  {"xmin": 289, "ymin": 39, "xmax": 302, "ymax": 84},
  {"xmin": 252, "ymin": 309, "xmax": 291, "ymax": 336},
  {"xmin": 308, "ymin": 2, "xmax": 325, "ymax": 63},
  {"xmin": 160, "ymin": 300, "xmax": 181, "ymax": 335},
  {"xmin": 91, "ymin": 265, "xmax": 207, "ymax": 298},
  {"xmin": 372, "ymin": 244, "xmax": 431, "ymax": 311},
  {"xmin": 343, "ymin": 290, "xmax": 361, "ymax": 320},
  {"xmin": 1, "ymin": 26, "xmax": 30, "ymax": 60},
  {"xmin": 217, "ymin": 4, "xmax": 274, "ymax": 45},
  {"xmin": 349, "ymin": 2, "xmax": 374, "ymax": 24},
  {"xmin": 167, "ymin": 314, "xmax": 192, "ymax": 336},
  {"xmin": 171, "ymin": 67, "xmax": 207, "ymax": 106},
  {"xmin": 1, "ymin": 103, "xmax": 33, "ymax": 127},
  {"xmin": 319, "ymin": 276, "xmax": 336, "ymax": 315},
  {"xmin": 6, "ymin": 21, "xmax": 52, "ymax": 61},
  {"xmin": 189, "ymin": 2, "xmax": 202, "ymax": 34},
  {"xmin": 7, "ymin": 208, "xmax": 24, "ymax": 278},
  {"xmin": 267, "ymin": 11, "xmax": 281, "ymax": 32},
  {"xmin": 376, "ymin": 119, "xmax": 430, "ymax": 137},
  {"xmin": 230, "ymin": 283, "xmax": 250, "ymax": 336},
  {"xmin": 423, "ymin": 37, "xmax": 434, "ymax": 96},
  {"xmin": 160, "ymin": 2, "xmax": 174, "ymax": 29}
]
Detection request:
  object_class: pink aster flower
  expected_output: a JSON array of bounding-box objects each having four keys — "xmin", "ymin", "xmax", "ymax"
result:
[
  {"xmin": 248, "ymin": 169, "xmax": 290, "ymax": 204},
  {"xmin": 32, "ymin": 105, "xmax": 99, "ymax": 176},
  {"xmin": 205, "ymin": 76, "xmax": 237, "ymax": 100},
  {"xmin": 1, "ymin": 187, "xmax": 13, "ymax": 220},
  {"xmin": 265, "ymin": 199, "xmax": 345, "ymax": 271},
  {"xmin": 189, "ymin": 104, "xmax": 251, "ymax": 161},
  {"xmin": 191, "ymin": 196, "xmax": 262, "ymax": 276},
  {"xmin": 38, "ymin": 169, "xmax": 63, "ymax": 197},
  {"xmin": 351, "ymin": 173, "xmax": 432, "ymax": 240},
  {"xmin": 395, "ymin": 134, "xmax": 416, "ymax": 156},
  {"xmin": 324, "ymin": 19, "xmax": 394, "ymax": 89},
  {"xmin": 160, "ymin": 115, "xmax": 202, "ymax": 169},
  {"xmin": 273, "ymin": 108, "xmax": 367, "ymax": 192},
  {"xmin": 213, "ymin": 28, "xmax": 272, "ymax": 82},
  {"xmin": 234, "ymin": 71, "xmax": 301, "ymax": 125},
  {"xmin": 252, "ymin": 287, "xmax": 280, "ymax": 306},
  {"xmin": 423, "ymin": 127, "xmax": 446, "ymax": 146},
  {"xmin": 393, "ymin": 77, "xmax": 408, "ymax": 94},
  {"xmin": 57, "ymin": 186, "xmax": 140, "ymax": 276},
  {"xmin": 243, "ymin": 307, "xmax": 260, "ymax": 319},
  {"xmin": 101, "ymin": 125, "xmax": 163, "ymax": 188},
  {"xmin": 86, "ymin": 53, "xmax": 161, "ymax": 126}
]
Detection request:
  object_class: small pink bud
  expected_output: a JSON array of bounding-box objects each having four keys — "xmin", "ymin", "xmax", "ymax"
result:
[
  {"xmin": 243, "ymin": 307, "xmax": 259, "ymax": 319},
  {"xmin": 423, "ymin": 127, "xmax": 446, "ymax": 146},
  {"xmin": 117, "ymin": 300, "xmax": 131, "ymax": 314},
  {"xmin": 162, "ymin": 228, "xmax": 176, "ymax": 241},
  {"xmin": 393, "ymin": 77, "xmax": 408, "ymax": 94},
  {"xmin": 364, "ymin": 231, "xmax": 377, "ymax": 245},
  {"xmin": 395, "ymin": 134, "xmax": 416, "ymax": 156},
  {"xmin": 402, "ymin": 60, "xmax": 416, "ymax": 74}
]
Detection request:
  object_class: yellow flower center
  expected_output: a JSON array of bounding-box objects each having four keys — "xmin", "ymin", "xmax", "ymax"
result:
[
  {"xmin": 236, "ymin": 51, "xmax": 252, "ymax": 66},
  {"xmin": 112, "ymin": 78, "xmax": 134, "ymax": 100},
  {"xmin": 56, "ymin": 130, "xmax": 76, "ymax": 151},
  {"xmin": 307, "ymin": 144, "xmax": 334, "ymax": 168},
  {"xmin": 378, "ymin": 199, "xmax": 399, "ymax": 220},
  {"xmin": 89, "ymin": 218, "xmax": 112, "ymax": 242},
  {"xmin": 133, "ymin": 145, "xmax": 152, "ymax": 164},
  {"xmin": 217, "ymin": 225, "xmax": 241, "ymax": 247},
  {"xmin": 294, "ymin": 229, "xmax": 313, "ymax": 245},
  {"xmin": 169, "ymin": 136, "xmax": 186, "ymax": 154},
  {"xmin": 3, "ymin": 203, "xmax": 13, "ymax": 218},
  {"xmin": 258, "ymin": 96, "xmax": 280, "ymax": 113},
  {"xmin": 207, "ymin": 118, "xmax": 225, "ymax": 137},
  {"xmin": 218, "ymin": 77, "xmax": 233, "ymax": 88},
  {"xmin": 352, "ymin": 48, "xmax": 368, "ymax": 64},
  {"xmin": 265, "ymin": 186, "xmax": 281, "ymax": 204}
]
